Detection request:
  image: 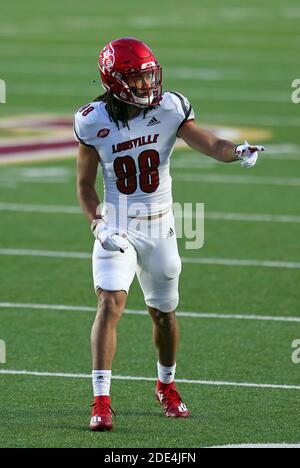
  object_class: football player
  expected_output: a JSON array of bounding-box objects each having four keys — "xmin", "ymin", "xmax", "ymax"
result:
[{"xmin": 75, "ymin": 37, "xmax": 264, "ymax": 431}]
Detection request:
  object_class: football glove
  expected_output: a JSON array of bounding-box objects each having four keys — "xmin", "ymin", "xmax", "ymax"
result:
[
  {"xmin": 235, "ymin": 140, "xmax": 265, "ymax": 168},
  {"xmin": 91, "ymin": 219, "xmax": 130, "ymax": 254}
]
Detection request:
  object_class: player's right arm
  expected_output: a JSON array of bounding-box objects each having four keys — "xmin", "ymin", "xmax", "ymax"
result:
[
  {"xmin": 77, "ymin": 143, "xmax": 130, "ymax": 253},
  {"xmin": 77, "ymin": 143, "xmax": 101, "ymax": 224}
]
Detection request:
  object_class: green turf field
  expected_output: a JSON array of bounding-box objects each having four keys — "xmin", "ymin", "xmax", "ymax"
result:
[{"xmin": 1, "ymin": 0, "xmax": 300, "ymax": 449}]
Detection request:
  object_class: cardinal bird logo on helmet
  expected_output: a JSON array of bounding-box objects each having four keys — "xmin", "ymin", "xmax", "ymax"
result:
[{"xmin": 99, "ymin": 43, "xmax": 115, "ymax": 73}]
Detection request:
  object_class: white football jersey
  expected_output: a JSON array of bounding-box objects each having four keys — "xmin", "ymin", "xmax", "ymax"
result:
[{"xmin": 74, "ymin": 91, "xmax": 195, "ymax": 217}]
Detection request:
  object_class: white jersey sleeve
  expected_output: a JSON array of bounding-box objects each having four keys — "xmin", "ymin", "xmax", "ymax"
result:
[
  {"xmin": 167, "ymin": 91, "xmax": 195, "ymax": 131},
  {"xmin": 73, "ymin": 103, "xmax": 100, "ymax": 149}
]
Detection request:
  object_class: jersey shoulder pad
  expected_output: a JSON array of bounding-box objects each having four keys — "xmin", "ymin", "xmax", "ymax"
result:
[
  {"xmin": 74, "ymin": 102, "xmax": 102, "ymax": 145},
  {"xmin": 74, "ymin": 102, "xmax": 101, "ymax": 126},
  {"xmin": 161, "ymin": 91, "xmax": 195, "ymax": 125},
  {"xmin": 161, "ymin": 91, "xmax": 194, "ymax": 117}
]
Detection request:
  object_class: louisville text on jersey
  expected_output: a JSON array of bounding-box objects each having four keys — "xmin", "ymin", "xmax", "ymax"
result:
[{"xmin": 112, "ymin": 134, "xmax": 160, "ymax": 154}]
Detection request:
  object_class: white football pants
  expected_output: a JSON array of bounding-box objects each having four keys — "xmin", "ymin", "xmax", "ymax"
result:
[{"xmin": 92, "ymin": 210, "xmax": 182, "ymax": 313}]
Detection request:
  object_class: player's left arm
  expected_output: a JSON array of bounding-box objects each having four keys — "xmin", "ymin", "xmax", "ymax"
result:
[{"xmin": 177, "ymin": 119, "xmax": 264, "ymax": 167}]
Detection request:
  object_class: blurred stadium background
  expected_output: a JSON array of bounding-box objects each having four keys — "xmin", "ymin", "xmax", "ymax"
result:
[{"xmin": 0, "ymin": 0, "xmax": 300, "ymax": 448}]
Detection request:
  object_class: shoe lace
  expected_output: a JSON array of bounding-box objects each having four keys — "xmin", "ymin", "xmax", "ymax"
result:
[{"xmin": 91, "ymin": 401, "xmax": 116, "ymax": 417}]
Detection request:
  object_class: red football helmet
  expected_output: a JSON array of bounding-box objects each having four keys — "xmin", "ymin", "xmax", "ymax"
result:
[{"xmin": 98, "ymin": 37, "xmax": 162, "ymax": 108}]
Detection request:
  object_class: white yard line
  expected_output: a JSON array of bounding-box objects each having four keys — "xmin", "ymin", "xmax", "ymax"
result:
[
  {"xmin": 204, "ymin": 212, "xmax": 300, "ymax": 224},
  {"xmin": 1, "ymin": 203, "xmax": 300, "ymax": 224},
  {"xmin": 0, "ymin": 248, "xmax": 91, "ymax": 259},
  {"xmin": 173, "ymin": 173, "xmax": 300, "ymax": 186},
  {"xmin": 0, "ymin": 178, "xmax": 68, "ymax": 185},
  {"xmin": 1, "ymin": 302, "xmax": 300, "ymax": 324},
  {"xmin": 181, "ymin": 257, "xmax": 300, "ymax": 269},
  {"xmin": 2, "ymin": 173, "xmax": 300, "ymax": 187},
  {"xmin": 0, "ymin": 302, "xmax": 95, "ymax": 312},
  {"xmin": 0, "ymin": 248, "xmax": 299, "ymax": 270},
  {"xmin": 0, "ymin": 203, "xmax": 82, "ymax": 214},
  {"xmin": 0, "ymin": 369, "xmax": 299, "ymax": 391}
]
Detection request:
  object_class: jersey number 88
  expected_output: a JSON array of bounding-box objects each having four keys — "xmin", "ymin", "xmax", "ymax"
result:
[{"xmin": 113, "ymin": 150, "xmax": 160, "ymax": 195}]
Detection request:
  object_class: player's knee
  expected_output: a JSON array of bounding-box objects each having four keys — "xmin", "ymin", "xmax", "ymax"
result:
[
  {"xmin": 150, "ymin": 294, "xmax": 179, "ymax": 314},
  {"xmin": 160, "ymin": 257, "xmax": 182, "ymax": 280},
  {"xmin": 97, "ymin": 293, "xmax": 125, "ymax": 323}
]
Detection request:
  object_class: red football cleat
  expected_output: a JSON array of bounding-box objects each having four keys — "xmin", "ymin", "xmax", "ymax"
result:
[
  {"xmin": 89, "ymin": 396, "xmax": 115, "ymax": 431},
  {"xmin": 156, "ymin": 380, "xmax": 190, "ymax": 418}
]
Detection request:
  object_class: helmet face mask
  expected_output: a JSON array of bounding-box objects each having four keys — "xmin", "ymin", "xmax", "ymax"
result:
[{"xmin": 98, "ymin": 38, "xmax": 162, "ymax": 108}]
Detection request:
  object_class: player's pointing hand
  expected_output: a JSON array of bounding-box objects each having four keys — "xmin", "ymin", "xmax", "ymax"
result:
[{"xmin": 235, "ymin": 140, "xmax": 265, "ymax": 168}]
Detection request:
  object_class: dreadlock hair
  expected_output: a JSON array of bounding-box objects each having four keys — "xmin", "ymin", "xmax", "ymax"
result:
[{"xmin": 93, "ymin": 91, "xmax": 152, "ymax": 130}]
